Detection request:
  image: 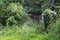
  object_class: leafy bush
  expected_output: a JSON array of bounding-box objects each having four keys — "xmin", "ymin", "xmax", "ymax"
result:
[
  {"xmin": 6, "ymin": 3, "xmax": 27, "ymax": 25},
  {"xmin": 46, "ymin": 19, "xmax": 60, "ymax": 40},
  {"xmin": 0, "ymin": 2, "xmax": 27, "ymax": 26}
]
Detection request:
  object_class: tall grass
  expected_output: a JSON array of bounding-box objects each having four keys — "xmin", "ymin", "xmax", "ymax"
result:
[{"xmin": 0, "ymin": 19, "xmax": 60, "ymax": 40}]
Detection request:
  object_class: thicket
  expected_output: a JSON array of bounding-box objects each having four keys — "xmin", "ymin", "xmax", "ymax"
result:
[
  {"xmin": 0, "ymin": 0, "xmax": 28, "ymax": 26},
  {"xmin": 0, "ymin": 0, "xmax": 60, "ymax": 40}
]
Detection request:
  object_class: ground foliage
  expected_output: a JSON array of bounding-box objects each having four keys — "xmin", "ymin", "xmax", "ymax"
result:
[{"xmin": 0, "ymin": 0, "xmax": 60, "ymax": 40}]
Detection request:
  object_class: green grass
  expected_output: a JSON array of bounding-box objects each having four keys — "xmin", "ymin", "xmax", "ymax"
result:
[
  {"xmin": 0, "ymin": 26, "xmax": 47, "ymax": 40},
  {"xmin": 0, "ymin": 19, "xmax": 60, "ymax": 40}
]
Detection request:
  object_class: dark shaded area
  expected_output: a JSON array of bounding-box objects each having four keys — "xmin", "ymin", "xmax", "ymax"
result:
[
  {"xmin": 54, "ymin": 0, "xmax": 60, "ymax": 6},
  {"xmin": 0, "ymin": 17, "xmax": 7, "ymax": 26},
  {"xmin": 43, "ymin": 12, "xmax": 50, "ymax": 30},
  {"xmin": 28, "ymin": 11, "xmax": 42, "ymax": 21}
]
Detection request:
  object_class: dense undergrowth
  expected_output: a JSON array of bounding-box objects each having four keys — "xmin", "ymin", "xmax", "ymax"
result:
[
  {"xmin": 0, "ymin": 0, "xmax": 60, "ymax": 40},
  {"xmin": 0, "ymin": 19, "xmax": 60, "ymax": 40}
]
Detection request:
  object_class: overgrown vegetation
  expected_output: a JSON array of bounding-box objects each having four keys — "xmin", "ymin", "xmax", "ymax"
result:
[{"xmin": 0, "ymin": 0, "xmax": 60, "ymax": 40}]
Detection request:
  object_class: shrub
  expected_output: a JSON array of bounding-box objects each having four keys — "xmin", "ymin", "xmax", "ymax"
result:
[
  {"xmin": 0, "ymin": 2, "xmax": 27, "ymax": 26},
  {"xmin": 46, "ymin": 19, "xmax": 60, "ymax": 40}
]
